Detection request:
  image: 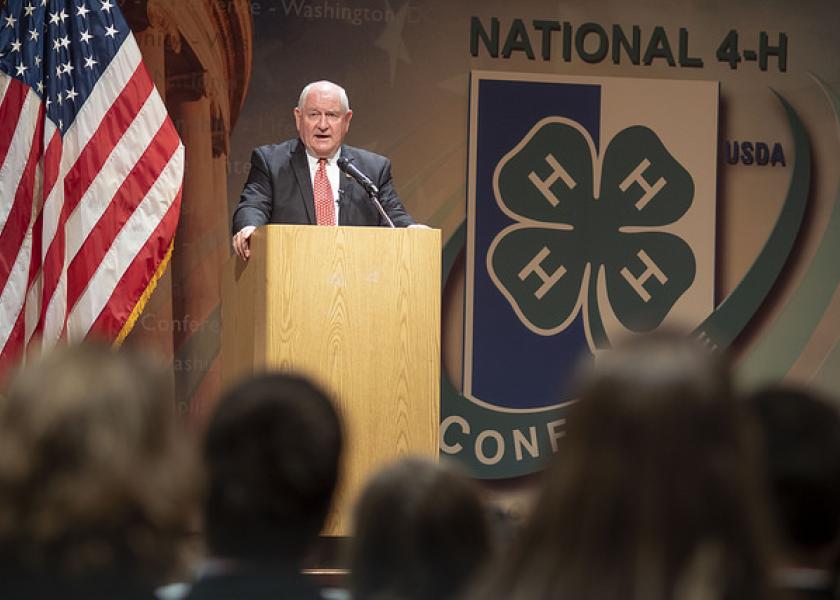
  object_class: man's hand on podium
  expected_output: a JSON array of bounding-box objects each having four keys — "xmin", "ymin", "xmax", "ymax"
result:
[
  {"xmin": 232, "ymin": 226, "xmax": 257, "ymax": 261},
  {"xmin": 408, "ymin": 223, "xmax": 431, "ymax": 229}
]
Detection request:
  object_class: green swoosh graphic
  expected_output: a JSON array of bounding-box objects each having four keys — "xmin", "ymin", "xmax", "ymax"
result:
[
  {"xmin": 692, "ymin": 91, "xmax": 811, "ymax": 350},
  {"xmin": 811, "ymin": 335, "xmax": 840, "ymax": 392},
  {"xmin": 740, "ymin": 77, "xmax": 840, "ymax": 385}
]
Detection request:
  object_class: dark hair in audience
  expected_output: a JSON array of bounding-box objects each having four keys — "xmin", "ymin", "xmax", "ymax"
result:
[
  {"xmin": 748, "ymin": 385, "xmax": 840, "ymax": 556},
  {"xmin": 477, "ymin": 331, "xmax": 775, "ymax": 600},
  {"xmin": 203, "ymin": 372, "xmax": 342, "ymax": 561},
  {"xmin": 351, "ymin": 456, "xmax": 492, "ymax": 600},
  {"xmin": 0, "ymin": 343, "xmax": 198, "ymax": 581}
]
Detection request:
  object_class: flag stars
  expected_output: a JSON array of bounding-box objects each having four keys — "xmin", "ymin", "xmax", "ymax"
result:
[
  {"xmin": 52, "ymin": 38, "xmax": 62, "ymax": 51},
  {"xmin": 36, "ymin": 80, "xmax": 44, "ymax": 93},
  {"xmin": 29, "ymin": 29, "xmax": 39, "ymax": 42},
  {"xmin": 15, "ymin": 63, "xmax": 28, "ymax": 77},
  {"xmin": 77, "ymin": 3, "xmax": 91, "ymax": 18},
  {"xmin": 4, "ymin": 14, "xmax": 17, "ymax": 28},
  {"xmin": 24, "ymin": 3, "xmax": 37, "ymax": 16},
  {"xmin": 62, "ymin": 62, "xmax": 74, "ymax": 76},
  {"xmin": 34, "ymin": 55, "xmax": 41, "ymax": 66},
  {"xmin": 49, "ymin": 11, "xmax": 61, "ymax": 25},
  {"xmin": 10, "ymin": 39, "xmax": 22, "ymax": 52},
  {"xmin": 104, "ymin": 24, "xmax": 118, "ymax": 38},
  {"xmin": 59, "ymin": 36, "xmax": 70, "ymax": 49},
  {"xmin": 80, "ymin": 30, "xmax": 93, "ymax": 43},
  {"xmin": 65, "ymin": 87, "xmax": 78, "ymax": 102},
  {"xmin": 100, "ymin": 0, "xmax": 114, "ymax": 12},
  {"xmin": 83, "ymin": 55, "xmax": 97, "ymax": 69}
]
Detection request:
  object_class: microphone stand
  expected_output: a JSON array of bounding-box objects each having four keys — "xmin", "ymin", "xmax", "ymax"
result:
[
  {"xmin": 368, "ymin": 189, "xmax": 395, "ymax": 228},
  {"xmin": 338, "ymin": 157, "xmax": 395, "ymax": 228}
]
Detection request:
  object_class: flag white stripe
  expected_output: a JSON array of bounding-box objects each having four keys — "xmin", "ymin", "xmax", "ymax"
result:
[
  {"xmin": 0, "ymin": 87, "xmax": 41, "ymax": 233},
  {"xmin": 39, "ymin": 181, "xmax": 66, "ymax": 350},
  {"xmin": 66, "ymin": 142, "xmax": 183, "ymax": 341},
  {"xmin": 0, "ymin": 74, "xmax": 11, "ymax": 111},
  {"xmin": 64, "ymin": 89, "xmax": 167, "ymax": 263},
  {"xmin": 0, "ymin": 235, "xmax": 32, "ymax": 351},
  {"xmin": 0, "ymin": 190, "xmax": 40, "ymax": 352},
  {"xmin": 37, "ymin": 120, "xmax": 61, "ymax": 263},
  {"xmin": 23, "ymin": 156, "xmax": 44, "ymax": 347}
]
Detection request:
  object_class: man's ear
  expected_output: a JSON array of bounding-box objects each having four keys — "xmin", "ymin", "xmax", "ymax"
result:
[{"xmin": 293, "ymin": 107, "xmax": 302, "ymax": 132}]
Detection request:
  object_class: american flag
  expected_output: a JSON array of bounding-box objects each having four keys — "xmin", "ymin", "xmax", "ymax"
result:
[{"xmin": 0, "ymin": 0, "xmax": 183, "ymax": 371}]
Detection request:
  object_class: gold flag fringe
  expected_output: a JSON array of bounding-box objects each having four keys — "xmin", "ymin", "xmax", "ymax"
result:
[{"xmin": 114, "ymin": 239, "xmax": 175, "ymax": 348}]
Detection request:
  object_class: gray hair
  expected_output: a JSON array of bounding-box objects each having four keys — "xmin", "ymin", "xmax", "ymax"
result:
[{"xmin": 297, "ymin": 81, "xmax": 350, "ymax": 113}]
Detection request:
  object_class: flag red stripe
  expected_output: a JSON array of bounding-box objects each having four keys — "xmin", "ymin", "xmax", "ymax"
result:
[
  {"xmin": 28, "ymin": 211, "xmax": 43, "ymax": 284},
  {"xmin": 32, "ymin": 132, "xmax": 63, "ymax": 338},
  {"xmin": 23, "ymin": 209, "xmax": 44, "ymax": 350},
  {"xmin": 40, "ymin": 128, "xmax": 62, "ymax": 212},
  {"xmin": 88, "ymin": 187, "xmax": 182, "ymax": 338},
  {"xmin": 0, "ymin": 104, "xmax": 44, "ymax": 294},
  {"xmin": 0, "ymin": 78, "xmax": 28, "ymax": 168},
  {"xmin": 66, "ymin": 118, "xmax": 180, "ymax": 312},
  {"xmin": 62, "ymin": 62, "xmax": 153, "ymax": 217},
  {"xmin": 0, "ymin": 308, "xmax": 25, "ymax": 377}
]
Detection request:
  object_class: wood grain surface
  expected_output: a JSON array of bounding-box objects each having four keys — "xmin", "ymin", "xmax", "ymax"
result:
[{"xmin": 221, "ymin": 225, "xmax": 441, "ymax": 535}]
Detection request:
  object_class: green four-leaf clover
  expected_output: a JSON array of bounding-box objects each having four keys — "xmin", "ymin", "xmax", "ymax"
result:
[{"xmin": 487, "ymin": 117, "xmax": 696, "ymax": 350}]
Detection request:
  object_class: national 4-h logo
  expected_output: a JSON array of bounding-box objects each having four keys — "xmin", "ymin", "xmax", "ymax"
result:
[
  {"xmin": 442, "ymin": 72, "xmax": 720, "ymax": 479},
  {"xmin": 489, "ymin": 118, "xmax": 696, "ymax": 349}
]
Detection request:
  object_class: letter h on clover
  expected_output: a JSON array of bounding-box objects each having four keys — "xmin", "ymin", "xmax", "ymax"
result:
[{"xmin": 486, "ymin": 117, "xmax": 696, "ymax": 351}]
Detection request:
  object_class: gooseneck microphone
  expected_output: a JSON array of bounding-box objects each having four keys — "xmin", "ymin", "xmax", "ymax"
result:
[
  {"xmin": 337, "ymin": 157, "xmax": 379, "ymax": 195},
  {"xmin": 336, "ymin": 156, "xmax": 394, "ymax": 228}
]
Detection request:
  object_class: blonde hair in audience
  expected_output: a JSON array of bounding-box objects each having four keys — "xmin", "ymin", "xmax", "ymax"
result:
[{"xmin": 0, "ymin": 343, "xmax": 199, "ymax": 580}]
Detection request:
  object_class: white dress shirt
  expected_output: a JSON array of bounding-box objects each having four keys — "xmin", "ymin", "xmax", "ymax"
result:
[{"xmin": 305, "ymin": 148, "xmax": 342, "ymax": 222}]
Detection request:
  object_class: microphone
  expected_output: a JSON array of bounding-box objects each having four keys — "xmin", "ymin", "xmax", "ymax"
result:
[
  {"xmin": 336, "ymin": 156, "xmax": 394, "ymax": 228},
  {"xmin": 337, "ymin": 157, "xmax": 379, "ymax": 196}
]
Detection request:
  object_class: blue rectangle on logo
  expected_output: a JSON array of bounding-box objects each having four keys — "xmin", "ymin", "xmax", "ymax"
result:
[{"xmin": 466, "ymin": 78, "xmax": 601, "ymax": 409}]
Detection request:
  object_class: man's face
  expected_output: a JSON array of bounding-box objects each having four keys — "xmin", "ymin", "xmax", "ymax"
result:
[{"xmin": 294, "ymin": 86, "xmax": 353, "ymax": 158}]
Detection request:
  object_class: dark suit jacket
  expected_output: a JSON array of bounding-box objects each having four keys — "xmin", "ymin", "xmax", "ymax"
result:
[
  {"xmin": 0, "ymin": 569, "xmax": 157, "ymax": 600},
  {"xmin": 232, "ymin": 139, "xmax": 415, "ymax": 233}
]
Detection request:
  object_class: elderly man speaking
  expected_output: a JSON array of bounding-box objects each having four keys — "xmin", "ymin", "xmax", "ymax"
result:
[{"xmin": 232, "ymin": 80, "xmax": 420, "ymax": 260}]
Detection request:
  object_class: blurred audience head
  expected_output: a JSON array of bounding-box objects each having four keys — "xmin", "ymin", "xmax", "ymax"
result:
[
  {"xmin": 351, "ymin": 456, "xmax": 492, "ymax": 600},
  {"xmin": 483, "ymin": 330, "xmax": 774, "ymax": 600},
  {"xmin": 202, "ymin": 372, "xmax": 342, "ymax": 562},
  {"xmin": 0, "ymin": 342, "xmax": 198, "ymax": 585},
  {"xmin": 747, "ymin": 385, "xmax": 840, "ymax": 567}
]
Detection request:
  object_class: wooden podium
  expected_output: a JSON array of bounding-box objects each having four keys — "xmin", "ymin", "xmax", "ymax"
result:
[{"xmin": 221, "ymin": 225, "xmax": 441, "ymax": 535}]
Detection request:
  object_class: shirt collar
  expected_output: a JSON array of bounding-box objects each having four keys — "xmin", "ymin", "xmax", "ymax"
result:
[{"xmin": 305, "ymin": 146, "xmax": 341, "ymax": 168}]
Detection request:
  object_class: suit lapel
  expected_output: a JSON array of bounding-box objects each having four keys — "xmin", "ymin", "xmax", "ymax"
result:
[
  {"xmin": 338, "ymin": 145, "xmax": 353, "ymax": 225},
  {"xmin": 291, "ymin": 140, "xmax": 315, "ymax": 224}
]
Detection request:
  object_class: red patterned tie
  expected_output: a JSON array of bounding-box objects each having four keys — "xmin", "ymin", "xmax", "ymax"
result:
[{"xmin": 314, "ymin": 158, "xmax": 336, "ymax": 225}]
